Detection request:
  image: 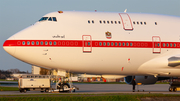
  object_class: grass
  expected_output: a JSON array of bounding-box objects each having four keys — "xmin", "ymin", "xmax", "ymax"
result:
[
  {"xmin": 0, "ymin": 86, "xmax": 19, "ymax": 91},
  {"xmin": 0, "ymin": 93, "xmax": 180, "ymax": 101}
]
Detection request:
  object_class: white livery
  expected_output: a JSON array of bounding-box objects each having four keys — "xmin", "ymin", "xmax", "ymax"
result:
[{"xmin": 3, "ymin": 11, "xmax": 180, "ymax": 86}]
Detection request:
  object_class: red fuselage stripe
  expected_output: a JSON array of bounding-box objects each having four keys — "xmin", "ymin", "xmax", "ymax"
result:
[{"xmin": 3, "ymin": 40, "xmax": 180, "ymax": 48}]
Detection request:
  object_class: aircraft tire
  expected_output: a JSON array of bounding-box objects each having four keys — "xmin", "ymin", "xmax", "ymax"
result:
[{"xmin": 173, "ymin": 87, "xmax": 177, "ymax": 92}]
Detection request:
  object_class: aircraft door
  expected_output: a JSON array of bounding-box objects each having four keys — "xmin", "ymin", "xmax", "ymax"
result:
[
  {"xmin": 152, "ymin": 36, "xmax": 161, "ymax": 53},
  {"xmin": 119, "ymin": 13, "xmax": 133, "ymax": 30},
  {"xmin": 82, "ymin": 35, "xmax": 92, "ymax": 53}
]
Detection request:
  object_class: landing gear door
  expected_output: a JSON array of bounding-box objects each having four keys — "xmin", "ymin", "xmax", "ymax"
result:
[
  {"xmin": 152, "ymin": 36, "xmax": 161, "ymax": 54},
  {"xmin": 82, "ymin": 35, "xmax": 92, "ymax": 53}
]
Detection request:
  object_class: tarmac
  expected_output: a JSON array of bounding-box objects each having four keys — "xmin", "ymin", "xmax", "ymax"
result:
[{"xmin": 0, "ymin": 82, "xmax": 180, "ymax": 95}]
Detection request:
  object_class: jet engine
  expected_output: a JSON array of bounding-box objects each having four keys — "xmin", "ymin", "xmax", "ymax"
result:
[{"xmin": 124, "ymin": 76, "xmax": 158, "ymax": 85}]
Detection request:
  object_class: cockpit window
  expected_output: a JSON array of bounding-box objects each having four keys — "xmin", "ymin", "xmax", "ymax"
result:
[
  {"xmin": 39, "ymin": 17, "xmax": 57, "ymax": 22},
  {"xmin": 52, "ymin": 17, "xmax": 57, "ymax": 21},
  {"xmin": 48, "ymin": 17, "xmax": 52, "ymax": 21}
]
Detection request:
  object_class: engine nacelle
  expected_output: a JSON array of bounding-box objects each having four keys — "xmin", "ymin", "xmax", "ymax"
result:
[{"xmin": 125, "ymin": 76, "xmax": 158, "ymax": 85}]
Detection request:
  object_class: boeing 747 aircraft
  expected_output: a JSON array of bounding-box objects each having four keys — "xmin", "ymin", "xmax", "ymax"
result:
[{"xmin": 3, "ymin": 11, "xmax": 180, "ymax": 92}]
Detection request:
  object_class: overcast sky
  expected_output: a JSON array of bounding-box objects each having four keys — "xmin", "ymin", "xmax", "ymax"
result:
[{"xmin": 0, "ymin": 0, "xmax": 180, "ymax": 72}]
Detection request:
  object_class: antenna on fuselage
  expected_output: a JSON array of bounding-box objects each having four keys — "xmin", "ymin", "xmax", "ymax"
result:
[{"xmin": 124, "ymin": 9, "xmax": 127, "ymax": 13}]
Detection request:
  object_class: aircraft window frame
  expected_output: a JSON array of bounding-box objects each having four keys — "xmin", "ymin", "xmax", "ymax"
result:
[
  {"xmin": 167, "ymin": 43, "xmax": 169, "ymax": 47},
  {"xmin": 103, "ymin": 42, "xmax": 106, "ymax": 46},
  {"xmin": 22, "ymin": 41, "xmax": 25, "ymax": 45},
  {"xmin": 118, "ymin": 21, "xmax": 121, "ymax": 24},
  {"xmin": 53, "ymin": 42, "xmax": 57, "ymax": 45},
  {"xmin": 39, "ymin": 17, "xmax": 48, "ymax": 21},
  {"xmin": 36, "ymin": 41, "xmax": 39, "ymax": 45},
  {"xmin": 49, "ymin": 41, "xmax": 52, "ymax": 45},
  {"xmin": 27, "ymin": 41, "xmax": 30, "ymax": 45},
  {"xmin": 170, "ymin": 43, "xmax": 172, "ymax": 47},
  {"xmin": 126, "ymin": 43, "xmax": 129, "ymax": 46},
  {"xmin": 123, "ymin": 42, "xmax": 125, "ymax": 46},
  {"xmin": 130, "ymin": 43, "xmax": 133, "ymax": 46},
  {"xmin": 41, "ymin": 41, "xmax": 43, "ymax": 45},
  {"xmin": 99, "ymin": 42, "xmax": 102, "ymax": 46},
  {"xmin": 31, "ymin": 41, "xmax": 34, "ymax": 45},
  {"xmin": 115, "ymin": 42, "xmax": 117, "ymax": 46},
  {"xmin": 52, "ymin": 17, "xmax": 57, "ymax": 21},
  {"xmin": 119, "ymin": 42, "xmax": 121, "ymax": 46},
  {"xmin": 163, "ymin": 43, "xmax": 165, "ymax": 47},
  {"xmin": 107, "ymin": 42, "xmax": 110, "ymax": 46},
  {"xmin": 111, "ymin": 42, "xmax": 114, "ymax": 46},
  {"xmin": 114, "ymin": 21, "xmax": 117, "ymax": 24}
]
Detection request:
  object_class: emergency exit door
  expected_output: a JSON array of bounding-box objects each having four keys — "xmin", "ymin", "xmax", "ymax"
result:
[
  {"xmin": 152, "ymin": 36, "xmax": 161, "ymax": 53},
  {"xmin": 119, "ymin": 13, "xmax": 133, "ymax": 30},
  {"xmin": 82, "ymin": 35, "xmax": 92, "ymax": 52}
]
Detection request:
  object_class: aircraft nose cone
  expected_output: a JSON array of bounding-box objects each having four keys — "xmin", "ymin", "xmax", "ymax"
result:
[{"xmin": 3, "ymin": 36, "xmax": 16, "ymax": 56}]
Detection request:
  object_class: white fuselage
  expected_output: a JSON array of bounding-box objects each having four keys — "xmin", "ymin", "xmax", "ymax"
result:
[{"xmin": 3, "ymin": 11, "xmax": 180, "ymax": 77}]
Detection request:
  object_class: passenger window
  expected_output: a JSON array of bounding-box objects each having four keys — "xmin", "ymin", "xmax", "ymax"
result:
[
  {"xmin": 144, "ymin": 22, "xmax": 146, "ymax": 25},
  {"xmin": 45, "ymin": 41, "xmax": 48, "ymax": 45},
  {"xmin": 52, "ymin": 17, "xmax": 57, "ymax": 21},
  {"xmin": 118, "ymin": 21, "xmax": 121, "ymax": 24},
  {"xmin": 103, "ymin": 21, "xmax": 106, "ymax": 24},
  {"xmin": 88, "ymin": 20, "xmax": 90, "ymax": 23},
  {"xmin": 163, "ymin": 43, "xmax": 165, "ymax": 47},
  {"xmin": 111, "ymin": 21, "xmax": 113, "ymax": 24},
  {"xmin": 49, "ymin": 41, "xmax": 52, "ymax": 45},
  {"xmin": 140, "ymin": 22, "xmax": 143, "ymax": 25},
  {"xmin": 41, "ymin": 41, "xmax": 43, "ymax": 45},
  {"xmin": 119, "ymin": 42, "xmax": 121, "ymax": 46},
  {"xmin": 92, "ymin": 20, "xmax": 94, "ymax": 23},
  {"xmin": 174, "ymin": 43, "xmax": 176, "ymax": 47},
  {"xmin": 167, "ymin": 43, "xmax": 169, "ymax": 47},
  {"xmin": 115, "ymin": 42, "xmax": 117, "ymax": 46},
  {"xmin": 137, "ymin": 22, "xmax": 139, "ymax": 24},
  {"xmin": 99, "ymin": 21, "xmax": 102, "ymax": 23},
  {"xmin": 111, "ymin": 42, "xmax": 114, "ymax": 46},
  {"xmin": 107, "ymin": 21, "xmax": 109, "ymax": 24},
  {"xmin": 123, "ymin": 43, "xmax": 125, "ymax": 46},
  {"xmin": 48, "ymin": 17, "xmax": 52, "ymax": 21},
  {"xmin": 31, "ymin": 41, "xmax": 34, "ymax": 45},
  {"xmin": 107, "ymin": 42, "xmax": 110, "ymax": 46},
  {"xmin": 99, "ymin": 42, "xmax": 102, "ymax": 46},
  {"xmin": 133, "ymin": 21, "xmax": 135, "ymax": 24},
  {"xmin": 126, "ymin": 43, "xmax": 129, "ymax": 46},
  {"xmin": 130, "ymin": 43, "xmax": 133, "ymax": 46},
  {"xmin": 103, "ymin": 42, "xmax": 106, "ymax": 46},
  {"xmin": 115, "ymin": 21, "xmax": 117, "ymax": 24},
  {"xmin": 36, "ymin": 41, "xmax": 39, "ymax": 45},
  {"xmin": 27, "ymin": 41, "xmax": 30, "ymax": 45},
  {"xmin": 88, "ymin": 42, "xmax": 91, "ymax": 46},
  {"xmin": 22, "ymin": 41, "xmax": 25, "ymax": 45},
  {"xmin": 155, "ymin": 22, "xmax": 157, "ymax": 25},
  {"xmin": 170, "ymin": 43, "xmax": 172, "ymax": 47},
  {"xmin": 53, "ymin": 42, "xmax": 56, "ymax": 45}
]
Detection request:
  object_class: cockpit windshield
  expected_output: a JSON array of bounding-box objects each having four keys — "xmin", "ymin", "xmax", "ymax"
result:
[{"xmin": 39, "ymin": 17, "xmax": 57, "ymax": 22}]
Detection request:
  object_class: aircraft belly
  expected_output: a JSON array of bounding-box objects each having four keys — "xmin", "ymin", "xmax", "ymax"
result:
[{"xmin": 14, "ymin": 47, "xmax": 157, "ymax": 75}]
